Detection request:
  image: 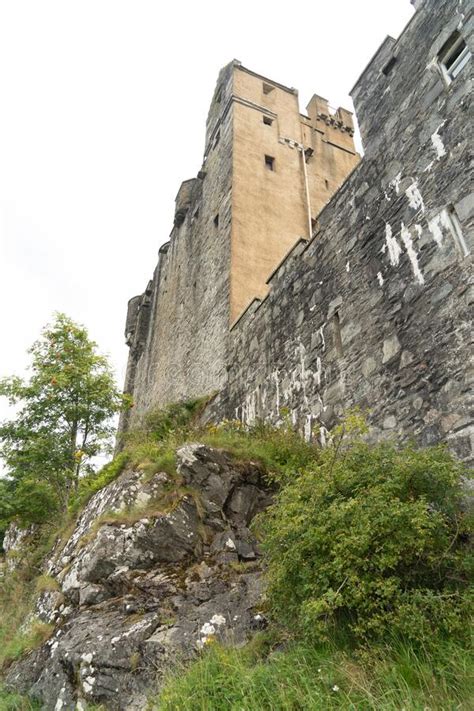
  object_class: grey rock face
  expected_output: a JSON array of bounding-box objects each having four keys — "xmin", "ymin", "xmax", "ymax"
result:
[
  {"xmin": 6, "ymin": 445, "xmax": 271, "ymax": 710},
  {"xmin": 2, "ymin": 523, "xmax": 38, "ymax": 571}
]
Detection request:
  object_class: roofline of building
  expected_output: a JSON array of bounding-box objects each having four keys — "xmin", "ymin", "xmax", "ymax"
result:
[
  {"xmin": 350, "ymin": 4, "xmax": 419, "ymax": 95},
  {"xmin": 234, "ymin": 61, "xmax": 298, "ymax": 96},
  {"xmin": 349, "ymin": 35, "xmax": 397, "ymax": 94}
]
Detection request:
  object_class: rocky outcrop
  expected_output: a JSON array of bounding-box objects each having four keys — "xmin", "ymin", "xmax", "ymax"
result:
[
  {"xmin": 6, "ymin": 444, "xmax": 272, "ymax": 710},
  {"xmin": 2, "ymin": 522, "xmax": 38, "ymax": 572}
]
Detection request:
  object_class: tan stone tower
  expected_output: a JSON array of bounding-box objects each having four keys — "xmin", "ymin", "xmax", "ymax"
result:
[
  {"xmin": 225, "ymin": 62, "xmax": 359, "ymax": 322},
  {"xmin": 121, "ymin": 61, "xmax": 359, "ymax": 428}
]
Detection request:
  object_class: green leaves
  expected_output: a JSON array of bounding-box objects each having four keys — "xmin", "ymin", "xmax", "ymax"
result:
[
  {"xmin": 0, "ymin": 313, "xmax": 129, "ymax": 528},
  {"xmin": 260, "ymin": 424, "xmax": 472, "ymax": 646}
]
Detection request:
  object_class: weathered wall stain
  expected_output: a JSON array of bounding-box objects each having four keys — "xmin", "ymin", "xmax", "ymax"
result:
[{"xmin": 121, "ymin": 0, "xmax": 473, "ymax": 464}]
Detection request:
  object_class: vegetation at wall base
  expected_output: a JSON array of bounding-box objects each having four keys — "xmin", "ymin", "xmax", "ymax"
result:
[
  {"xmin": 259, "ymin": 416, "xmax": 472, "ymax": 647},
  {"xmin": 0, "ymin": 398, "xmax": 472, "ymax": 709}
]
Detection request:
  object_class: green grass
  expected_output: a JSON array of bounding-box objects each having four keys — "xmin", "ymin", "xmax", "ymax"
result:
[
  {"xmin": 0, "ymin": 523, "xmax": 58, "ymax": 675},
  {"xmin": 0, "ymin": 570, "xmax": 53, "ymax": 671},
  {"xmin": 1, "ymin": 402, "xmax": 471, "ymax": 710},
  {"xmin": 152, "ymin": 634, "xmax": 473, "ymax": 710},
  {"xmin": 0, "ymin": 686, "xmax": 40, "ymax": 711}
]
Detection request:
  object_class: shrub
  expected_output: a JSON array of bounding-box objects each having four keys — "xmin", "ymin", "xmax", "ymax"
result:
[{"xmin": 259, "ymin": 418, "xmax": 472, "ymax": 645}]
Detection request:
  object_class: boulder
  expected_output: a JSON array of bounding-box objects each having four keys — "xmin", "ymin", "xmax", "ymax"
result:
[{"xmin": 6, "ymin": 444, "xmax": 272, "ymax": 710}]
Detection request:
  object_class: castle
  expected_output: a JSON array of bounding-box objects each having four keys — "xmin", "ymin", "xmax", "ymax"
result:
[{"xmin": 121, "ymin": 0, "xmax": 473, "ymax": 465}]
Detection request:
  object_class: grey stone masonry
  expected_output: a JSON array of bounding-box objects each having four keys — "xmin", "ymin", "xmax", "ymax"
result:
[
  {"xmin": 120, "ymin": 0, "xmax": 473, "ymax": 465},
  {"xmin": 119, "ymin": 63, "xmax": 236, "ymax": 433},
  {"xmin": 218, "ymin": 0, "xmax": 473, "ymax": 463}
]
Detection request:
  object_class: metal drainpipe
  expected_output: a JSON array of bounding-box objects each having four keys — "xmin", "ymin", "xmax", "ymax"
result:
[{"xmin": 299, "ymin": 134, "xmax": 313, "ymax": 240}]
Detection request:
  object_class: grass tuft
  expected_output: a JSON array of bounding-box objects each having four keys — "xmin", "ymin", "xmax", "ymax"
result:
[{"xmin": 151, "ymin": 635, "xmax": 473, "ymax": 710}]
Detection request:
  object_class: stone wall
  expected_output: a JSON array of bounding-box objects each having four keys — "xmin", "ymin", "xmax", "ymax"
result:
[
  {"xmin": 120, "ymin": 64, "xmax": 235, "ymax": 431},
  {"xmin": 121, "ymin": 0, "xmax": 473, "ymax": 464},
  {"xmin": 218, "ymin": 0, "xmax": 473, "ymax": 463},
  {"xmin": 120, "ymin": 59, "xmax": 359, "ymax": 432}
]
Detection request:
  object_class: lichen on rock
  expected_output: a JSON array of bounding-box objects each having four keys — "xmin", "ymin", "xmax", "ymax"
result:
[{"xmin": 5, "ymin": 444, "xmax": 272, "ymax": 710}]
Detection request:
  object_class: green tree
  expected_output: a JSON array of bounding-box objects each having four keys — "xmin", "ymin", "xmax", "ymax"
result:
[{"xmin": 0, "ymin": 313, "xmax": 128, "ymax": 524}]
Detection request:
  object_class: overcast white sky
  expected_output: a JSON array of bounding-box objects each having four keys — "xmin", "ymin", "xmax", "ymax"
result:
[{"xmin": 0, "ymin": 0, "xmax": 414, "ymax": 425}]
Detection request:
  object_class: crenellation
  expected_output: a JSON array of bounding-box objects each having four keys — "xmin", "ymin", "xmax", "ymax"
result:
[{"xmin": 120, "ymin": 0, "xmax": 473, "ymax": 464}]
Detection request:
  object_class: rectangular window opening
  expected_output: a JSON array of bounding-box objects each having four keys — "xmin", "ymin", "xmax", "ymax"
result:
[
  {"xmin": 262, "ymin": 82, "xmax": 275, "ymax": 95},
  {"xmin": 382, "ymin": 56, "xmax": 397, "ymax": 76},
  {"xmin": 263, "ymin": 115, "xmax": 273, "ymax": 126},
  {"xmin": 264, "ymin": 155, "xmax": 275, "ymax": 171},
  {"xmin": 213, "ymin": 213, "xmax": 219, "ymax": 228},
  {"xmin": 438, "ymin": 31, "xmax": 471, "ymax": 84}
]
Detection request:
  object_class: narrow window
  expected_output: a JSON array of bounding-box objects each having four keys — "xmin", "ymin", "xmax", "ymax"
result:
[
  {"xmin": 438, "ymin": 31, "xmax": 471, "ymax": 84},
  {"xmin": 264, "ymin": 155, "xmax": 275, "ymax": 171},
  {"xmin": 332, "ymin": 311, "xmax": 343, "ymax": 357},
  {"xmin": 324, "ymin": 179, "xmax": 329, "ymax": 190},
  {"xmin": 382, "ymin": 56, "xmax": 397, "ymax": 76},
  {"xmin": 213, "ymin": 130, "xmax": 220, "ymax": 148},
  {"xmin": 262, "ymin": 82, "xmax": 274, "ymax": 95},
  {"xmin": 214, "ymin": 213, "xmax": 219, "ymax": 228},
  {"xmin": 263, "ymin": 116, "xmax": 273, "ymax": 126}
]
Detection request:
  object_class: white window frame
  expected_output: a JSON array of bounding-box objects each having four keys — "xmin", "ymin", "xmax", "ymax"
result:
[{"xmin": 438, "ymin": 32, "xmax": 471, "ymax": 85}]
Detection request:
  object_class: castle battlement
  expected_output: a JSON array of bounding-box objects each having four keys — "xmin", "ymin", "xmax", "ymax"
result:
[{"xmin": 120, "ymin": 0, "xmax": 473, "ymax": 465}]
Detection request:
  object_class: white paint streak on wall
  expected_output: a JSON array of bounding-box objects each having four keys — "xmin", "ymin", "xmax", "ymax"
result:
[
  {"xmin": 297, "ymin": 341, "xmax": 309, "ymax": 406},
  {"xmin": 315, "ymin": 356, "xmax": 322, "ymax": 387},
  {"xmin": 440, "ymin": 208, "xmax": 454, "ymax": 232},
  {"xmin": 405, "ymin": 181, "xmax": 425, "ymax": 212},
  {"xmin": 320, "ymin": 425, "xmax": 329, "ymax": 447},
  {"xmin": 237, "ymin": 333, "xmax": 328, "ymax": 428},
  {"xmin": 428, "ymin": 214, "xmax": 444, "ymax": 246},
  {"xmin": 346, "ymin": 261, "xmax": 350, "ymax": 272},
  {"xmin": 431, "ymin": 122, "xmax": 446, "ymax": 159},
  {"xmin": 390, "ymin": 172, "xmax": 402, "ymax": 194},
  {"xmin": 319, "ymin": 323, "xmax": 326, "ymax": 351},
  {"xmin": 272, "ymin": 370, "xmax": 280, "ymax": 416},
  {"xmin": 318, "ymin": 393, "xmax": 326, "ymax": 413},
  {"xmin": 385, "ymin": 223, "xmax": 402, "ymax": 266},
  {"xmin": 377, "ymin": 271, "xmax": 384, "ymax": 287},
  {"xmin": 427, "ymin": 209, "xmax": 454, "ymax": 248},
  {"xmin": 400, "ymin": 223, "xmax": 425, "ymax": 285},
  {"xmin": 414, "ymin": 224, "xmax": 423, "ymax": 240}
]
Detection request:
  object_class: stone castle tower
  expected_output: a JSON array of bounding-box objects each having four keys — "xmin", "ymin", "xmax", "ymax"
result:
[{"xmin": 121, "ymin": 61, "xmax": 359, "ymax": 428}]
